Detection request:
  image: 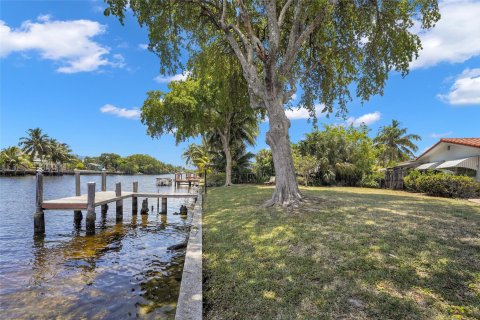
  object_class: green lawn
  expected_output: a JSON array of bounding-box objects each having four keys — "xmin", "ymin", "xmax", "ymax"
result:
[{"xmin": 203, "ymin": 185, "xmax": 480, "ymax": 319}]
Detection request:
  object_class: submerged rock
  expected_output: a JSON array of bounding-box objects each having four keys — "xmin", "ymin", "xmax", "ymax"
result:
[{"xmin": 167, "ymin": 242, "xmax": 187, "ymax": 250}]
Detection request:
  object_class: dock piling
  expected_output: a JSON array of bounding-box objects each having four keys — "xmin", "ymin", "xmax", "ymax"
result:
[
  {"xmin": 34, "ymin": 169, "xmax": 45, "ymax": 235},
  {"xmin": 141, "ymin": 198, "xmax": 149, "ymax": 215},
  {"xmin": 132, "ymin": 181, "xmax": 138, "ymax": 215},
  {"xmin": 86, "ymin": 182, "xmax": 96, "ymax": 235},
  {"xmin": 73, "ymin": 172, "xmax": 82, "ymax": 228},
  {"xmin": 101, "ymin": 169, "xmax": 108, "ymax": 214},
  {"xmin": 116, "ymin": 182, "xmax": 123, "ymax": 221},
  {"xmin": 161, "ymin": 198, "xmax": 167, "ymax": 214}
]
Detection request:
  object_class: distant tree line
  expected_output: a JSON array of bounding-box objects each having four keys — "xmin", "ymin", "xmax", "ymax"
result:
[{"xmin": 0, "ymin": 128, "xmax": 183, "ymax": 174}]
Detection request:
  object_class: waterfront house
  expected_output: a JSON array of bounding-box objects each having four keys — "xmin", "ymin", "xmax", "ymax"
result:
[{"xmin": 385, "ymin": 138, "xmax": 480, "ymax": 189}]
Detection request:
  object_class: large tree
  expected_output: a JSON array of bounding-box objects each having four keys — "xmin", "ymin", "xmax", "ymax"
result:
[
  {"xmin": 106, "ymin": 0, "xmax": 440, "ymax": 206},
  {"xmin": 141, "ymin": 47, "xmax": 259, "ymax": 186}
]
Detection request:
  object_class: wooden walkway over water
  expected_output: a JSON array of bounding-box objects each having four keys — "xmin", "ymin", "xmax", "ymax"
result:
[{"xmin": 34, "ymin": 169, "xmax": 198, "ymax": 235}]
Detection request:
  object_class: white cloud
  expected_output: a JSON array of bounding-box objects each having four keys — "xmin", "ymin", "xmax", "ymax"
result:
[
  {"xmin": 412, "ymin": 0, "xmax": 480, "ymax": 69},
  {"xmin": 154, "ymin": 71, "xmax": 191, "ymax": 83},
  {"xmin": 346, "ymin": 111, "xmax": 381, "ymax": 127},
  {"xmin": 138, "ymin": 43, "xmax": 149, "ymax": 50},
  {"xmin": 285, "ymin": 104, "xmax": 326, "ymax": 120},
  {"xmin": 100, "ymin": 104, "xmax": 141, "ymax": 119},
  {"xmin": 430, "ymin": 131, "xmax": 453, "ymax": 138},
  {"xmin": 0, "ymin": 16, "xmax": 122, "ymax": 73},
  {"xmin": 437, "ymin": 68, "xmax": 480, "ymax": 105}
]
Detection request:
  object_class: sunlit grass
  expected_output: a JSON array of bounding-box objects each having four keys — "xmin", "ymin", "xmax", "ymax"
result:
[{"xmin": 203, "ymin": 185, "xmax": 480, "ymax": 319}]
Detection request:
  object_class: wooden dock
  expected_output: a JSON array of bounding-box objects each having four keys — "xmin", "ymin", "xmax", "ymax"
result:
[
  {"xmin": 42, "ymin": 192, "xmax": 196, "ymax": 210},
  {"xmin": 174, "ymin": 172, "xmax": 201, "ymax": 187},
  {"xmin": 33, "ymin": 169, "xmax": 198, "ymax": 235}
]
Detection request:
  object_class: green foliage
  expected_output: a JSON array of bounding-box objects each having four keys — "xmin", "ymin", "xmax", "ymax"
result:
[
  {"xmin": 206, "ymin": 172, "xmax": 226, "ymax": 187},
  {"xmin": 404, "ymin": 171, "xmax": 480, "ymax": 198},
  {"xmin": 374, "ymin": 120, "xmax": 421, "ymax": 166},
  {"xmin": 106, "ymin": 0, "xmax": 440, "ymax": 117},
  {"xmin": 360, "ymin": 169, "xmax": 385, "ymax": 188},
  {"xmin": 119, "ymin": 154, "xmax": 182, "ymax": 175},
  {"xmin": 297, "ymin": 125, "xmax": 377, "ymax": 186},
  {"xmin": 141, "ymin": 45, "xmax": 257, "ymax": 145},
  {"xmin": 74, "ymin": 162, "xmax": 86, "ymax": 170},
  {"xmin": 18, "ymin": 128, "xmax": 51, "ymax": 161},
  {"xmin": 142, "ymin": 44, "xmax": 259, "ymax": 185},
  {"xmin": 292, "ymin": 146, "xmax": 318, "ymax": 186},
  {"xmin": 98, "ymin": 153, "xmax": 122, "ymax": 171},
  {"xmin": 182, "ymin": 139, "xmax": 214, "ymax": 174},
  {"xmin": 253, "ymin": 149, "xmax": 275, "ymax": 182},
  {"xmin": 0, "ymin": 146, "xmax": 32, "ymax": 169}
]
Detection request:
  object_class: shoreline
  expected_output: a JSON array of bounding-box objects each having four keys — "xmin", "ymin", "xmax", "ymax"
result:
[{"xmin": 0, "ymin": 169, "xmax": 176, "ymax": 176}]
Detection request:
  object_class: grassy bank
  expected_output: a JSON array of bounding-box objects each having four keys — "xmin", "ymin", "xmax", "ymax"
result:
[{"xmin": 203, "ymin": 185, "xmax": 480, "ymax": 319}]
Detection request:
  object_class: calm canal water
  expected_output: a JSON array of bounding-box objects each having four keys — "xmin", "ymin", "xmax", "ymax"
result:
[{"xmin": 0, "ymin": 174, "xmax": 197, "ymax": 319}]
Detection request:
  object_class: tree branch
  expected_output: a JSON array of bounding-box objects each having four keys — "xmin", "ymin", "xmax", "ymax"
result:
[{"xmin": 278, "ymin": 0, "xmax": 294, "ymax": 28}]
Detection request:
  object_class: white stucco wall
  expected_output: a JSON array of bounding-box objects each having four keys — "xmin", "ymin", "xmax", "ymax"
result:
[
  {"xmin": 419, "ymin": 142, "xmax": 480, "ymax": 163},
  {"xmin": 418, "ymin": 142, "xmax": 480, "ymax": 181}
]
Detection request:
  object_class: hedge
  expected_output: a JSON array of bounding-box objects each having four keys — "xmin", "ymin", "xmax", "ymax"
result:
[{"xmin": 404, "ymin": 171, "xmax": 480, "ymax": 199}]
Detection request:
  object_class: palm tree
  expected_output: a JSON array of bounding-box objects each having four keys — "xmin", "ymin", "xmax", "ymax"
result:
[
  {"xmin": 374, "ymin": 120, "xmax": 421, "ymax": 166},
  {"xmin": 18, "ymin": 128, "xmax": 50, "ymax": 163},
  {"xmin": 0, "ymin": 146, "xmax": 32, "ymax": 170},
  {"xmin": 206, "ymin": 110, "xmax": 258, "ymax": 186},
  {"xmin": 182, "ymin": 137, "xmax": 214, "ymax": 174},
  {"xmin": 46, "ymin": 139, "xmax": 74, "ymax": 171}
]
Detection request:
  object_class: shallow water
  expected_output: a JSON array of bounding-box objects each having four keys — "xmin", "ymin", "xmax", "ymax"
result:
[{"xmin": 0, "ymin": 174, "xmax": 196, "ymax": 319}]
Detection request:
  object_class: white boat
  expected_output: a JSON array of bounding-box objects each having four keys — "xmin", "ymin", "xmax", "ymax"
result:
[{"xmin": 156, "ymin": 177, "xmax": 173, "ymax": 186}]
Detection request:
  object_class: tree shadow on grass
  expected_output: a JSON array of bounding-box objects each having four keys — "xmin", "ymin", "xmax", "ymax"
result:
[{"xmin": 203, "ymin": 185, "xmax": 480, "ymax": 319}]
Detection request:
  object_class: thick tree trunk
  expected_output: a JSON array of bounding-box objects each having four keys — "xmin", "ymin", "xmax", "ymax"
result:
[
  {"xmin": 264, "ymin": 100, "xmax": 302, "ymax": 207},
  {"xmin": 224, "ymin": 146, "xmax": 233, "ymax": 187},
  {"xmin": 220, "ymin": 132, "xmax": 233, "ymax": 187}
]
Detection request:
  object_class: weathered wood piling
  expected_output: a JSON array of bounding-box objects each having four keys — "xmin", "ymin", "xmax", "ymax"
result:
[
  {"xmin": 74, "ymin": 172, "xmax": 82, "ymax": 228},
  {"xmin": 162, "ymin": 197, "xmax": 167, "ymax": 214},
  {"xmin": 132, "ymin": 182, "xmax": 138, "ymax": 215},
  {"xmin": 34, "ymin": 169, "xmax": 45, "ymax": 234},
  {"xmin": 116, "ymin": 182, "xmax": 123, "ymax": 221},
  {"xmin": 140, "ymin": 198, "xmax": 149, "ymax": 215},
  {"xmin": 101, "ymin": 169, "xmax": 108, "ymax": 214},
  {"xmin": 86, "ymin": 182, "xmax": 96, "ymax": 235}
]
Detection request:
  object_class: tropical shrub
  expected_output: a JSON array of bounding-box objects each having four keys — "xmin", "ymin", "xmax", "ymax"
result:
[
  {"xmin": 297, "ymin": 125, "xmax": 377, "ymax": 186},
  {"xmin": 360, "ymin": 170, "xmax": 385, "ymax": 188},
  {"xmin": 206, "ymin": 172, "xmax": 226, "ymax": 187},
  {"xmin": 75, "ymin": 162, "xmax": 86, "ymax": 170},
  {"xmin": 404, "ymin": 171, "xmax": 479, "ymax": 198},
  {"xmin": 253, "ymin": 149, "xmax": 275, "ymax": 183}
]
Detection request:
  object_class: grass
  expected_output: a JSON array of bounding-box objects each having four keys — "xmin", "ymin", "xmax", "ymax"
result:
[{"xmin": 203, "ymin": 185, "xmax": 480, "ymax": 319}]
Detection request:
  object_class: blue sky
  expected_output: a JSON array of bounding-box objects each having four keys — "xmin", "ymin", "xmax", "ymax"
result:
[{"xmin": 1, "ymin": 0, "xmax": 479, "ymax": 166}]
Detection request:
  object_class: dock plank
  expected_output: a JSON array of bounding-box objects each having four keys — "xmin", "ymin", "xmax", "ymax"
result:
[
  {"xmin": 135, "ymin": 192, "xmax": 197, "ymax": 198},
  {"xmin": 42, "ymin": 191, "xmax": 196, "ymax": 210}
]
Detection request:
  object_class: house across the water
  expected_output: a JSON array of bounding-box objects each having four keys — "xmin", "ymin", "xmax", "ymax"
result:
[{"xmin": 385, "ymin": 138, "xmax": 480, "ymax": 189}]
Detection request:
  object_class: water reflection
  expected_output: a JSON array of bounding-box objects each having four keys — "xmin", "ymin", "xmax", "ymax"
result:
[{"xmin": 0, "ymin": 174, "xmax": 195, "ymax": 319}]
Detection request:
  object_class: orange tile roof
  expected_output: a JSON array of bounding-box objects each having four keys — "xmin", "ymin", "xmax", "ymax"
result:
[
  {"xmin": 417, "ymin": 138, "xmax": 480, "ymax": 160},
  {"xmin": 440, "ymin": 138, "xmax": 480, "ymax": 148}
]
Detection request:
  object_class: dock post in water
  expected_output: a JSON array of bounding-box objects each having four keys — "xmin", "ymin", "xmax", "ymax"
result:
[
  {"xmin": 161, "ymin": 198, "xmax": 167, "ymax": 214},
  {"xmin": 132, "ymin": 181, "xmax": 138, "ymax": 215},
  {"xmin": 34, "ymin": 169, "xmax": 45, "ymax": 235},
  {"xmin": 116, "ymin": 182, "xmax": 123, "ymax": 221},
  {"xmin": 73, "ymin": 172, "xmax": 82, "ymax": 228},
  {"xmin": 101, "ymin": 169, "xmax": 108, "ymax": 214},
  {"xmin": 86, "ymin": 182, "xmax": 96, "ymax": 235}
]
